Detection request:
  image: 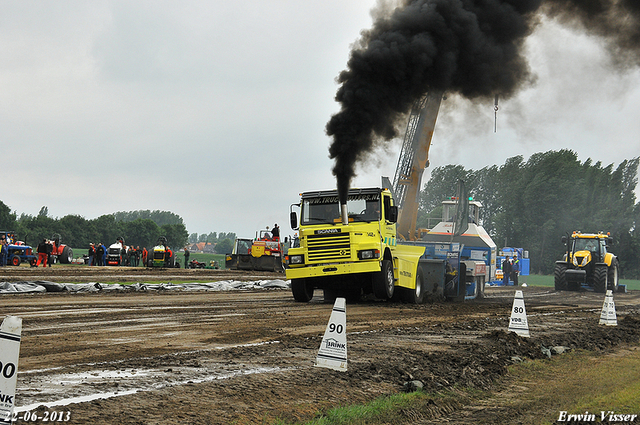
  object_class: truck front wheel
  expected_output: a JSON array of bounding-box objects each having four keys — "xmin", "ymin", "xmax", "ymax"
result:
[
  {"xmin": 373, "ymin": 259, "xmax": 394, "ymax": 300},
  {"xmin": 292, "ymin": 278, "xmax": 314, "ymax": 302}
]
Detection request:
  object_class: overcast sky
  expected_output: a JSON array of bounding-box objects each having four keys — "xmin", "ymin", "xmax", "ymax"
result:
[{"xmin": 2, "ymin": 1, "xmax": 639, "ymax": 240}]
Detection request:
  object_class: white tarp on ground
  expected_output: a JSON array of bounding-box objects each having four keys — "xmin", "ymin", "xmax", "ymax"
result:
[{"xmin": 0, "ymin": 280, "xmax": 290, "ymax": 294}]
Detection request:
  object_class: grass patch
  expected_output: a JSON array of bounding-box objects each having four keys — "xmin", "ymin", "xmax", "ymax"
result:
[
  {"xmin": 287, "ymin": 391, "xmax": 465, "ymax": 425},
  {"xmin": 505, "ymin": 347, "xmax": 640, "ymax": 424},
  {"xmin": 519, "ymin": 274, "xmax": 640, "ymax": 291}
]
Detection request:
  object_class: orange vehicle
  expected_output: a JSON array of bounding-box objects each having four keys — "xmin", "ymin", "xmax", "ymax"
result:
[{"xmin": 226, "ymin": 230, "xmax": 284, "ymax": 272}]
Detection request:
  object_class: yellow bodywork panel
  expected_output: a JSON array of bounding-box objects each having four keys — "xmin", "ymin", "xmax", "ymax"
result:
[
  {"xmin": 251, "ymin": 241, "xmax": 266, "ymax": 258},
  {"xmin": 392, "ymin": 244, "xmax": 426, "ymax": 289}
]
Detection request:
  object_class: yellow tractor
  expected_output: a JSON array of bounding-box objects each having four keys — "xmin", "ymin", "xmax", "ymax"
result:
[{"xmin": 554, "ymin": 231, "xmax": 619, "ymax": 293}]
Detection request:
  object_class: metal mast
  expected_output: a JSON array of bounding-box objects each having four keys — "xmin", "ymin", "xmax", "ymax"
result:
[{"xmin": 392, "ymin": 90, "xmax": 443, "ymax": 240}]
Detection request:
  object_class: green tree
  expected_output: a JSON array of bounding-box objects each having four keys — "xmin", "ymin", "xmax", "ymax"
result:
[
  {"xmin": 0, "ymin": 200, "xmax": 17, "ymax": 230},
  {"xmin": 214, "ymin": 238, "xmax": 233, "ymax": 254},
  {"xmin": 159, "ymin": 224, "xmax": 188, "ymax": 249},
  {"xmin": 122, "ymin": 219, "xmax": 160, "ymax": 248}
]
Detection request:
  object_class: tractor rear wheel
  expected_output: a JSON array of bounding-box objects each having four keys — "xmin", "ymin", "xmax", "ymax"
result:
[
  {"xmin": 607, "ymin": 259, "xmax": 619, "ymax": 293},
  {"xmin": 593, "ymin": 265, "xmax": 608, "ymax": 293},
  {"xmin": 554, "ymin": 263, "xmax": 568, "ymax": 291},
  {"xmin": 10, "ymin": 255, "xmax": 20, "ymax": 266},
  {"xmin": 291, "ymin": 278, "xmax": 314, "ymax": 302},
  {"xmin": 60, "ymin": 246, "xmax": 73, "ymax": 264},
  {"xmin": 373, "ymin": 259, "xmax": 394, "ymax": 300}
]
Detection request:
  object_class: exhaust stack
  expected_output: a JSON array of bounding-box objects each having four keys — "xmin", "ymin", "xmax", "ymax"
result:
[{"xmin": 341, "ymin": 204, "xmax": 348, "ymax": 225}]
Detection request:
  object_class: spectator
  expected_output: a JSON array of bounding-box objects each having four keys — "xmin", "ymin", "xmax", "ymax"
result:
[
  {"xmin": 184, "ymin": 247, "xmax": 190, "ymax": 268},
  {"xmin": 0, "ymin": 239, "xmax": 7, "ymax": 267},
  {"xmin": 511, "ymin": 256, "xmax": 520, "ymax": 286},
  {"xmin": 88, "ymin": 243, "xmax": 95, "ymax": 266},
  {"xmin": 502, "ymin": 256, "xmax": 511, "ymax": 286},
  {"xmin": 36, "ymin": 239, "xmax": 48, "ymax": 267},
  {"xmin": 101, "ymin": 242, "xmax": 107, "ymax": 266}
]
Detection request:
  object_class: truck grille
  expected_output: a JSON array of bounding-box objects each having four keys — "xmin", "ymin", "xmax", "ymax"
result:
[{"xmin": 307, "ymin": 232, "xmax": 351, "ymax": 262}]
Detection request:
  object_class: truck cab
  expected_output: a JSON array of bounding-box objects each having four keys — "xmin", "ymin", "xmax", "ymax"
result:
[{"xmin": 286, "ymin": 187, "xmax": 430, "ymax": 303}]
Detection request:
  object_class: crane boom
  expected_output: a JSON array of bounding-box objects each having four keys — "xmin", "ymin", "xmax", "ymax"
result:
[{"xmin": 392, "ymin": 90, "xmax": 443, "ymax": 240}]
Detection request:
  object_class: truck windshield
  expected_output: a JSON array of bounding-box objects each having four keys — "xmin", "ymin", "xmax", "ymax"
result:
[{"xmin": 301, "ymin": 195, "xmax": 381, "ymax": 225}]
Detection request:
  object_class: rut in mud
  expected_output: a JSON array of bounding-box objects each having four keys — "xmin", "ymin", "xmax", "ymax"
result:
[{"xmin": 2, "ymin": 267, "xmax": 640, "ymax": 424}]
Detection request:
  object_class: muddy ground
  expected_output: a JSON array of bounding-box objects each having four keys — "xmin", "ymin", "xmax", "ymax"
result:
[{"xmin": 2, "ymin": 266, "xmax": 640, "ymax": 424}]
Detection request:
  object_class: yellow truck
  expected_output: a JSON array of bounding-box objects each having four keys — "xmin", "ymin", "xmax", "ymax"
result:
[{"xmin": 285, "ymin": 187, "xmax": 475, "ymax": 303}]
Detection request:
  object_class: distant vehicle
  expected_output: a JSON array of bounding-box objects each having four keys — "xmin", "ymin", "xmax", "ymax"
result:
[
  {"xmin": 147, "ymin": 236, "xmax": 178, "ymax": 268},
  {"xmin": 107, "ymin": 237, "xmax": 128, "ymax": 266},
  {"xmin": 0, "ymin": 231, "xmax": 37, "ymax": 266},
  {"xmin": 554, "ymin": 231, "xmax": 619, "ymax": 293},
  {"xmin": 49, "ymin": 233, "xmax": 73, "ymax": 264},
  {"xmin": 225, "ymin": 231, "xmax": 284, "ymax": 272},
  {"xmin": 187, "ymin": 259, "xmax": 207, "ymax": 269}
]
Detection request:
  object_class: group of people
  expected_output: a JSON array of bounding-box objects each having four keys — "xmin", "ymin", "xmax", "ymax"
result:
[
  {"xmin": 87, "ymin": 243, "xmax": 108, "ymax": 266},
  {"xmin": 87, "ymin": 243, "xmax": 148, "ymax": 267},
  {"xmin": 501, "ymin": 255, "xmax": 520, "ymax": 286}
]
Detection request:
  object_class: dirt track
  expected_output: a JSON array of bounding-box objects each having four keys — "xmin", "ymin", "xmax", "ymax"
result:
[{"xmin": 2, "ymin": 266, "xmax": 640, "ymax": 424}]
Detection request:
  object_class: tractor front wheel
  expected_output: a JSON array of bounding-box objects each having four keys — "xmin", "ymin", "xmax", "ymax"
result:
[
  {"xmin": 593, "ymin": 265, "xmax": 608, "ymax": 293},
  {"xmin": 10, "ymin": 255, "xmax": 20, "ymax": 266},
  {"xmin": 554, "ymin": 263, "xmax": 568, "ymax": 291}
]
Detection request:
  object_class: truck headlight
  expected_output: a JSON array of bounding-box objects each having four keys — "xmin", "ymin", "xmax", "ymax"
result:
[
  {"xmin": 289, "ymin": 255, "xmax": 304, "ymax": 264},
  {"xmin": 358, "ymin": 249, "xmax": 380, "ymax": 260}
]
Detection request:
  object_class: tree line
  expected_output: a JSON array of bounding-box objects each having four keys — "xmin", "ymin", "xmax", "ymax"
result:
[
  {"xmin": 0, "ymin": 207, "xmax": 191, "ymax": 252},
  {"xmin": 418, "ymin": 150, "xmax": 640, "ymax": 278}
]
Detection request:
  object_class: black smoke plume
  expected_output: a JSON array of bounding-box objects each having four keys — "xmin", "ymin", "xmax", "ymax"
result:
[{"xmin": 326, "ymin": 0, "xmax": 640, "ymax": 204}]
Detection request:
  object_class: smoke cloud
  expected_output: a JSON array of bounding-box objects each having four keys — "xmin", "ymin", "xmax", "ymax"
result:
[{"xmin": 326, "ymin": 0, "xmax": 640, "ymax": 203}]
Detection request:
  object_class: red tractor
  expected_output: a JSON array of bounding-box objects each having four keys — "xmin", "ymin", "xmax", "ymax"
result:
[{"xmin": 49, "ymin": 234, "xmax": 74, "ymax": 264}]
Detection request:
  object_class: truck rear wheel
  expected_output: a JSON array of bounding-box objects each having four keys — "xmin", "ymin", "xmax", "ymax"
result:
[
  {"xmin": 402, "ymin": 267, "xmax": 424, "ymax": 304},
  {"xmin": 593, "ymin": 265, "xmax": 608, "ymax": 293},
  {"xmin": 373, "ymin": 259, "xmax": 394, "ymax": 300},
  {"xmin": 554, "ymin": 263, "xmax": 568, "ymax": 291},
  {"xmin": 291, "ymin": 278, "xmax": 314, "ymax": 302}
]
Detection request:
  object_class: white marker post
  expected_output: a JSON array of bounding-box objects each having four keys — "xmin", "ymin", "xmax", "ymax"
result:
[
  {"xmin": 316, "ymin": 297, "xmax": 347, "ymax": 372},
  {"xmin": 599, "ymin": 290, "xmax": 617, "ymax": 326},
  {"xmin": 0, "ymin": 316, "xmax": 22, "ymax": 425},
  {"xmin": 508, "ymin": 290, "xmax": 530, "ymax": 337}
]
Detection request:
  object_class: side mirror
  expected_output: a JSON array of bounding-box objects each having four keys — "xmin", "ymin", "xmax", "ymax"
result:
[
  {"xmin": 388, "ymin": 206, "xmax": 398, "ymax": 223},
  {"xmin": 561, "ymin": 235, "xmax": 567, "ymax": 245},
  {"xmin": 290, "ymin": 211, "xmax": 298, "ymax": 230}
]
